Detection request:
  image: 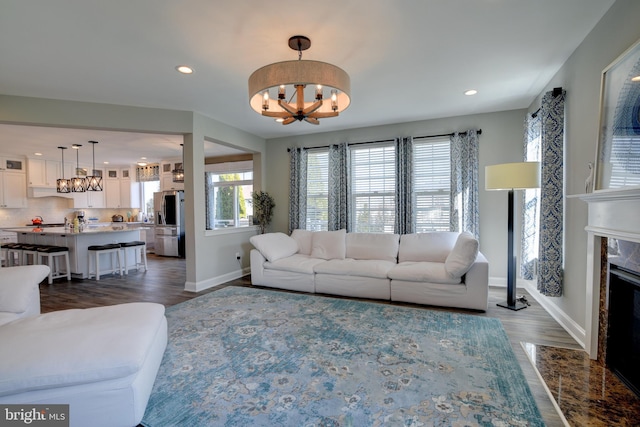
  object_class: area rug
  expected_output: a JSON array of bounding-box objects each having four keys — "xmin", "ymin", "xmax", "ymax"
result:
[{"xmin": 142, "ymin": 286, "xmax": 543, "ymax": 426}]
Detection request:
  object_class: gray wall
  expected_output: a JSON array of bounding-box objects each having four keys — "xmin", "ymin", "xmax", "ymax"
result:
[
  {"xmin": 264, "ymin": 109, "xmax": 526, "ymax": 281},
  {"xmin": 525, "ymin": 0, "xmax": 640, "ymax": 330}
]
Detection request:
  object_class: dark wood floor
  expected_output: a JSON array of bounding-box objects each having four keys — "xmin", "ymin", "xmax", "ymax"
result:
[{"xmin": 39, "ymin": 254, "xmax": 578, "ymax": 426}]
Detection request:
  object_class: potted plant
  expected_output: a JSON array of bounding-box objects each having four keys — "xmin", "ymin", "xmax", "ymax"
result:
[{"xmin": 252, "ymin": 191, "xmax": 275, "ymax": 234}]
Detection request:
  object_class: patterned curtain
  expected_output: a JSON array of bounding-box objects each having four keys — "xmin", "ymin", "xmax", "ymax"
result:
[
  {"xmin": 450, "ymin": 130, "xmax": 480, "ymax": 237},
  {"xmin": 288, "ymin": 147, "xmax": 308, "ymax": 234},
  {"xmin": 521, "ymin": 114, "xmax": 542, "ymax": 280},
  {"xmin": 538, "ymin": 90, "xmax": 565, "ymax": 297},
  {"xmin": 204, "ymin": 172, "xmax": 214, "ymax": 230},
  {"xmin": 328, "ymin": 143, "xmax": 349, "ymax": 231},
  {"xmin": 395, "ymin": 137, "xmax": 413, "ymax": 234},
  {"xmin": 135, "ymin": 164, "xmax": 160, "ymax": 182}
]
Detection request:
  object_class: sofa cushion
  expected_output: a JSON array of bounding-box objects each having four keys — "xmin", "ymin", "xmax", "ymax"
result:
[
  {"xmin": 314, "ymin": 259, "xmax": 396, "ymax": 279},
  {"xmin": 0, "ymin": 302, "xmax": 166, "ymax": 396},
  {"xmin": 291, "ymin": 229, "xmax": 313, "ymax": 256},
  {"xmin": 345, "ymin": 233, "xmax": 400, "ymax": 262},
  {"xmin": 444, "ymin": 232, "xmax": 479, "ymax": 279},
  {"xmin": 0, "ymin": 265, "xmax": 49, "ymax": 316},
  {"xmin": 398, "ymin": 232, "xmax": 459, "ymax": 263},
  {"xmin": 264, "ymin": 254, "xmax": 327, "ymax": 274},
  {"xmin": 311, "ymin": 229, "xmax": 346, "ymax": 260},
  {"xmin": 388, "ymin": 261, "xmax": 462, "ymax": 284},
  {"xmin": 250, "ymin": 232, "xmax": 299, "ymax": 262}
]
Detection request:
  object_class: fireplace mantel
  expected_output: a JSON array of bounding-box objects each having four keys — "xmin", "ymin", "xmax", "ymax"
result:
[{"xmin": 578, "ymin": 187, "xmax": 640, "ymax": 359}]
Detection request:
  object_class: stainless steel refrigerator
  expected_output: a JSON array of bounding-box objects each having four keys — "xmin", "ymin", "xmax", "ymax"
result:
[{"xmin": 153, "ymin": 190, "xmax": 185, "ymax": 257}]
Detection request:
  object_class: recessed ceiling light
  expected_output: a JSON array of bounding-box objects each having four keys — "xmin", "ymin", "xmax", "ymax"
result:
[
  {"xmin": 176, "ymin": 65, "xmax": 194, "ymax": 74},
  {"xmin": 141, "ymin": 157, "xmax": 147, "ymax": 160},
  {"xmin": 464, "ymin": 89, "xmax": 478, "ymax": 96},
  {"xmin": 34, "ymin": 152, "xmax": 42, "ymax": 156},
  {"xmin": 632, "ymin": 75, "xmax": 640, "ymax": 82},
  {"xmin": 103, "ymin": 161, "xmax": 109, "ymax": 164}
]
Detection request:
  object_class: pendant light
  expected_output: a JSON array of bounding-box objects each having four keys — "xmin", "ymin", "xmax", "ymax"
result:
[
  {"xmin": 172, "ymin": 143, "xmax": 184, "ymax": 183},
  {"xmin": 56, "ymin": 146, "xmax": 71, "ymax": 193},
  {"xmin": 70, "ymin": 144, "xmax": 86, "ymax": 192},
  {"xmin": 85, "ymin": 140, "xmax": 103, "ymax": 191}
]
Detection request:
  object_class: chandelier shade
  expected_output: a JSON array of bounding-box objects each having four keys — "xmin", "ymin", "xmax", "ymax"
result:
[
  {"xmin": 248, "ymin": 36, "xmax": 350, "ymax": 125},
  {"xmin": 56, "ymin": 146, "xmax": 71, "ymax": 194},
  {"xmin": 71, "ymin": 144, "xmax": 86, "ymax": 193},
  {"xmin": 85, "ymin": 140, "xmax": 103, "ymax": 191}
]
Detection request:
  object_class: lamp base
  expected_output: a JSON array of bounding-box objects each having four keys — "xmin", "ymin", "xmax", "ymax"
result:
[{"xmin": 497, "ymin": 301, "xmax": 528, "ymax": 311}]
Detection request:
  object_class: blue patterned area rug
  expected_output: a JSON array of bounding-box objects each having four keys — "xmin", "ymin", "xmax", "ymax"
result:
[{"xmin": 142, "ymin": 286, "xmax": 543, "ymax": 426}]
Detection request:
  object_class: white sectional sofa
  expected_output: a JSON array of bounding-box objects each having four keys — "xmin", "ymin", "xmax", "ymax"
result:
[
  {"xmin": 0, "ymin": 265, "xmax": 168, "ymax": 427},
  {"xmin": 250, "ymin": 229, "xmax": 489, "ymax": 311}
]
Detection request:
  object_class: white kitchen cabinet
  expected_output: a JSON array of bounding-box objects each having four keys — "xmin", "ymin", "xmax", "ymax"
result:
[
  {"xmin": 104, "ymin": 172, "xmax": 140, "ymax": 209},
  {"xmin": 0, "ymin": 170, "xmax": 28, "ymax": 208},
  {"xmin": 0, "ymin": 155, "xmax": 27, "ymax": 208},
  {"xmin": 160, "ymin": 161, "xmax": 184, "ymax": 191},
  {"xmin": 0, "ymin": 156, "xmax": 25, "ymax": 173},
  {"xmin": 105, "ymin": 178, "xmax": 121, "ymax": 208},
  {"xmin": 27, "ymin": 158, "xmax": 60, "ymax": 188}
]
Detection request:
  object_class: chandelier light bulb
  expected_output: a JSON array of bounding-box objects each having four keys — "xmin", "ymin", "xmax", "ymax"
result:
[
  {"xmin": 278, "ymin": 85, "xmax": 286, "ymax": 99},
  {"xmin": 262, "ymin": 91, "xmax": 270, "ymax": 110}
]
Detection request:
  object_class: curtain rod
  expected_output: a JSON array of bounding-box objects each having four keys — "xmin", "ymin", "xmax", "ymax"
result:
[
  {"xmin": 531, "ymin": 87, "xmax": 563, "ymax": 118},
  {"xmin": 286, "ymin": 129, "xmax": 481, "ymax": 152},
  {"xmin": 414, "ymin": 128, "xmax": 482, "ymax": 140}
]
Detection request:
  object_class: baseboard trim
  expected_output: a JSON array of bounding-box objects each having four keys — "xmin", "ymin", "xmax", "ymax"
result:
[
  {"xmin": 521, "ymin": 280, "xmax": 586, "ymax": 350},
  {"xmin": 489, "ymin": 277, "xmax": 586, "ymax": 350},
  {"xmin": 185, "ymin": 267, "xmax": 250, "ymax": 293}
]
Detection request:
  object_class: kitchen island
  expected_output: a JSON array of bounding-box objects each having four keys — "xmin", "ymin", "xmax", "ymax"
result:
[{"xmin": 2, "ymin": 225, "xmax": 142, "ymax": 279}]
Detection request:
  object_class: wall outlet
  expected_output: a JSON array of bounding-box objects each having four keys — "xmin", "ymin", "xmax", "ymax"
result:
[{"xmin": 235, "ymin": 252, "xmax": 241, "ymax": 260}]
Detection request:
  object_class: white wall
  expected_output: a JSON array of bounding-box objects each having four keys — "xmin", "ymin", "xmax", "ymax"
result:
[
  {"xmin": 264, "ymin": 109, "xmax": 526, "ymax": 280},
  {"xmin": 525, "ymin": 0, "xmax": 640, "ymax": 335}
]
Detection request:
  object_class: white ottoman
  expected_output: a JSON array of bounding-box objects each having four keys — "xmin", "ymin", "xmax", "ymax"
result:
[{"xmin": 0, "ymin": 302, "xmax": 167, "ymax": 427}]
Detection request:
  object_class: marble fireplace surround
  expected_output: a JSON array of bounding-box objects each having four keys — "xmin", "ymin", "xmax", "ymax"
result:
[{"xmin": 580, "ymin": 188, "xmax": 640, "ymax": 360}]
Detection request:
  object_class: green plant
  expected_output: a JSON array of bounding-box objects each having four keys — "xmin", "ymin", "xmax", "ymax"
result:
[{"xmin": 252, "ymin": 191, "xmax": 275, "ymax": 234}]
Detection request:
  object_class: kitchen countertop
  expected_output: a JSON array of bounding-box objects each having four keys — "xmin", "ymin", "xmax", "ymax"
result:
[{"xmin": 1, "ymin": 225, "xmax": 141, "ymax": 235}]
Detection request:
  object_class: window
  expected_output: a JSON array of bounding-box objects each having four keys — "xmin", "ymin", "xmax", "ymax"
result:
[
  {"xmin": 205, "ymin": 161, "xmax": 253, "ymax": 229},
  {"xmin": 351, "ymin": 143, "xmax": 396, "ymax": 232},
  {"xmin": 141, "ymin": 180, "xmax": 160, "ymax": 219},
  {"xmin": 413, "ymin": 138, "xmax": 450, "ymax": 232},
  {"xmin": 306, "ymin": 150, "xmax": 329, "ymax": 231}
]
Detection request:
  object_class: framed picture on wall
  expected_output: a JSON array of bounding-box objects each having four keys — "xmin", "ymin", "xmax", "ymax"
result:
[{"xmin": 595, "ymin": 37, "xmax": 640, "ymax": 190}]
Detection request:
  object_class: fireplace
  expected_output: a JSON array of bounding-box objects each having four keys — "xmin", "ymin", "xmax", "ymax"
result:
[
  {"xmin": 579, "ymin": 188, "xmax": 640, "ymax": 360},
  {"xmin": 607, "ymin": 263, "xmax": 640, "ymax": 397}
]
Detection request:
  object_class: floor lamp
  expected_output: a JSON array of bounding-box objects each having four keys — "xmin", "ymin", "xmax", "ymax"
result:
[{"xmin": 485, "ymin": 162, "xmax": 540, "ymax": 311}]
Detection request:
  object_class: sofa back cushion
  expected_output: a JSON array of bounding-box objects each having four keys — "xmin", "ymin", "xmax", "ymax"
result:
[
  {"xmin": 291, "ymin": 229, "xmax": 313, "ymax": 255},
  {"xmin": 444, "ymin": 232, "xmax": 479, "ymax": 279},
  {"xmin": 398, "ymin": 232, "xmax": 459, "ymax": 263},
  {"xmin": 250, "ymin": 232, "xmax": 299, "ymax": 262},
  {"xmin": 311, "ymin": 229, "xmax": 346, "ymax": 260},
  {"xmin": 346, "ymin": 233, "xmax": 400, "ymax": 262}
]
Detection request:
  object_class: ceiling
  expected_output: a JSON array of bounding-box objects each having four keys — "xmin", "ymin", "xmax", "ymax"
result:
[{"xmin": 0, "ymin": 0, "xmax": 615, "ymax": 165}]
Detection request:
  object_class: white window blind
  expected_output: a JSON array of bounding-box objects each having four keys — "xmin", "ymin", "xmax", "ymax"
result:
[
  {"xmin": 351, "ymin": 143, "xmax": 396, "ymax": 233},
  {"xmin": 306, "ymin": 150, "xmax": 329, "ymax": 231},
  {"xmin": 413, "ymin": 138, "xmax": 451, "ymax": 232}
]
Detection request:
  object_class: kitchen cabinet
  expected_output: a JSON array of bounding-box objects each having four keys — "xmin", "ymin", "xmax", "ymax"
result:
[
  {"xmin": 71, "ymin": 190, "xmax": 105, "ymax": 208},
  {"xmin": 27, "ymin": 158, "xmax": 60, "ymax": 188},
  {"xmin": 160, "ymin": 161, "xmax": 184, "ymax": 191},
  {"xmin": 104, "ymin": 168, "xmax": 140, "ymax": 208},
  {"xmin": 0, "ymin": 156, "xmax": 27, "ymax": 208}
]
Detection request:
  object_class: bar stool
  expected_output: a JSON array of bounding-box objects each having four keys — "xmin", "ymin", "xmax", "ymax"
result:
[
  {"xmin": 119, "ymin": 241, "xmax": 148, "ymax": 275},
  {"xmin": 1, "ymin": 243, "xmax": 16, "ymax": 267},
  {"xmin": 21, "ymin": 244, "xmax": 44, "ymax": 266},
  {"xmin": 37, "ymin": 246, "xmax": 71, "ymax": 285},
  {"xmin": 3, "ymin": 243, "xmax": 23, "ymax": 267},
  {"xmin": 88, "ymin": 244, "xmax": 123, "ymax": 280}
]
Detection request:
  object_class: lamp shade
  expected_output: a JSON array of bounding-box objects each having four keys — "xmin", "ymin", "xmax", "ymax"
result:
[
  {"xmin": 248, "ymin": 60, "xmax": 351, "ymax": 115},
  {"xmin": 485, "ymin": 162, "xmax": 541, "ymax": 191}
]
